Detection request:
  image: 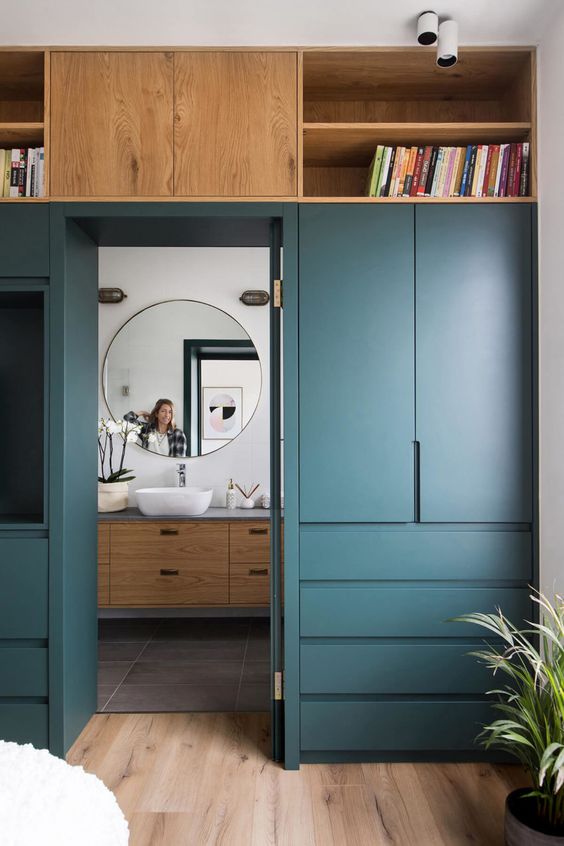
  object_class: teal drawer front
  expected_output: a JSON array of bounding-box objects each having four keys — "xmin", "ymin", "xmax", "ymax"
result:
[
  {"xmin": 301, "ymin": 643, "xmax": 492, "ymax": 694},
  {"xmin": 300, "ymin": 587, "xmax": 530, "ymax": 637},
  {"xmin": 301, "ymin": 701, "xmax": 492, "ymax": 751},
  {"xmin": 0, "ymin": 540, "xmax": 48, "ymax": 638},
  {"xmin": 0, "ymin": 648, "xmax": 48, "ymax": 697},
  {"xmin": 0, "ymin": 704, "xmax": 48, "ymax": 748},
  {"xmin": 301, "ymin": 529, "xmax": 532, "ymax": 581}
]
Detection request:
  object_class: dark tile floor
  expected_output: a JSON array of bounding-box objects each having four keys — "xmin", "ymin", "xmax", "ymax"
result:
[{"xmin": 97, "ymin": 617, "xmax": 270, "ymax": 713}]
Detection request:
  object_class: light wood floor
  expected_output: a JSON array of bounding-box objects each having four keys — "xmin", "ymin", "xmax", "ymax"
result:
[{"xmin": 67, "ymin": 712, "xmax": 528, "ymax": 845}]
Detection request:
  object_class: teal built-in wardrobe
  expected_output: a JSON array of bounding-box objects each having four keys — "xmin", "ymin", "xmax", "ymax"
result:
[
  {"xmin": 0, "ymin": 201, "xmax": 536, "ymax": 768},
  {"xmin": 294, "ymin": 203, "xmax": 536, "ymax": 763}
]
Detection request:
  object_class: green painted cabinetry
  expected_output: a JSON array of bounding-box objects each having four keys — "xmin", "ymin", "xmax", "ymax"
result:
[{"xmin": 297, "ymin": 204, "xmax": 535, "ymax": 762}]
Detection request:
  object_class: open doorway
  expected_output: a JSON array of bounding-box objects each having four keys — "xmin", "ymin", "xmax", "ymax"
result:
[{"xmin": 96, "ymin": 245, "xmax": 275, "ymax": 716}]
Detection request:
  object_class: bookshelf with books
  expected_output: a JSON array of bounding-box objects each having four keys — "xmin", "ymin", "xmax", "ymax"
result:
[
  {"xmin": 301, "ymin": 48, "xmax": 536, "ymax": 201},
  {"xmin": 0, "ymin": 50, "xmax": 48, "ymax": 200}
]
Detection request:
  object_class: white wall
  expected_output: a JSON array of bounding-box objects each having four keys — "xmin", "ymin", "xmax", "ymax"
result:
[
  {"xmin": 539, "ymin": 7, "xmax": 564, "ymax": 596},
  {"xmin": 99, "ymin": 247, "xmax": 270, "ymax": 507}
]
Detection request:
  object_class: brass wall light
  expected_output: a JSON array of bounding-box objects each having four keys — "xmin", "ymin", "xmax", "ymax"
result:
[
  {"xmin": 240, "ymin": 290, "xmax": 270, "ymax": 306},
  {"xmin": 98, "ymin": 288, "xmax": 127, "ymax": 304}
]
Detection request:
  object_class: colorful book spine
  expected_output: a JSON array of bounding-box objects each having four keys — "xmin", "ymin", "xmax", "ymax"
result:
[
  {"xmin": 417, "ymin": 146, "xmax": 433, "ymax": 196},
  {"xmin": 459, "ymin": 145, "xmax": 473, "ymax": 198},
  {"xmin": 410, "ymin": 146, "xmax": 425, "ymax": 197},
  {"xmin": 424, "ymin": 147, "xmax": 439, "ymax": 196},
  {"xmin": 452, "ymin": 147, "xmax": 466, "ymax": 196},
  {"xmin": 382, "ymin": 147, "xmax": 396, "ymax": 197},
  {"xmin": 487, "ymin": 145, "xmax": 500, "ymax": 197},
  {"xmin": 402, "ymin": 146, "xmax": 418, "ymax": 197},
  {"xmin": 512, "ymin": 144, "xmax": 523, "ymax": 197},
  {"xmin": 429, "ymin": 147, "xmax": 444, "ymax": 197},
  {"xmin": 9, "ymin": 148, "xmax": 26, "ymax": 198},
  {"xmin": 377, "ymin": 147, "xmax": 392, "ymax": 197},
  {"xmin": 499, "ymin": 144, "xmax": 511, "ymax": 197},
  {"xmin": 519, "ymin": 142, "xmax": 530, "ymax": 197},
  {"xmin": 481, "ymin": 145, "xmax": 494, "ymax": 198},
  {"xmin": 506, "ymin": 144, "xmax": 517, "ymax": 197},
  {"xmin": 391, "ymin": 147, "xmax": 406, "ymax": 197},
  {"xmin": 442, "ymin": 147, "xmax": 457, "ymax": 197}
]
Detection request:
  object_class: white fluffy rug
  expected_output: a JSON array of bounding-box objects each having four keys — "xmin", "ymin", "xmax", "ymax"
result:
[{"xmin": 0, "ymin": 741, "xmax": 129, "ymax": 845}]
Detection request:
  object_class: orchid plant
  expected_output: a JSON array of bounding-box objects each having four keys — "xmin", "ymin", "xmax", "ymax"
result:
[{"xmin": 98, "ymin": 418, "xmax": 140, "ymax": 484}]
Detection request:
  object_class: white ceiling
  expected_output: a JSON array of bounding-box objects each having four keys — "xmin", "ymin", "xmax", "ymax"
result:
[{"xmin": 2, "ymin": 0, "xmax": 561, "ymax": 46}]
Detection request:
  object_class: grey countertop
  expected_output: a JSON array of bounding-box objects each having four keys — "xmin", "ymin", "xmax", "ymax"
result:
[{"xmin": 98, "ymin": 507, "xmax": 273, "ymax": 522}]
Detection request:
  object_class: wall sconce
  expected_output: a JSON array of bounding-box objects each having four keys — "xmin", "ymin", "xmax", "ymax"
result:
[
  {"xmin": 239, "ymin": 290, "xmax": 270, "ymax": 306},
  {"xmin": 98, "ymin": 288, "xmax": 127, "ymax": 304},
  {"xmin": 436, "ymin": 19, "xmax": 458, "ymax": 67}
]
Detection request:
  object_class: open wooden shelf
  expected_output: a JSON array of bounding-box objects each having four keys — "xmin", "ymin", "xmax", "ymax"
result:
[
  {"xmin": 0, "ymin": 122, "xmax": 44, "ymax": 147},
  {"xmin": 301, "ymin": 47, "xmax": 536, "ymax": 200},
  {"xmin": 303, "ymin": 122, "xmax": 532, "ymax": 167}
]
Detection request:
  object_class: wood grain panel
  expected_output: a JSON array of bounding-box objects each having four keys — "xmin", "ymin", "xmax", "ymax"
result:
[
  {"xmin": 110, "ymin": 522, "xmax": 229, "ymax": 606},
  {"xmin": 98, "ymin": 523, "xmax": 110, "ymax": 564},
  {"xmin": 230, "ymin": 522, "xmax": 270, "ymax": 563},
  {"xmin": 111, "ymin": 522, "xmax": 228, "ymax": 562},
  {"xmin": 50, "ymin": 52, "xmax": 173, "ymax": 196},
  {"xmin": 304, "ymin": 99, "xmax": 504, "ymax": 123},
  {"xmin": 174, "ymin": 52, "xmax": 297, "ymax": 197},
  {"xmin": 229, "ymin": 559, "xmax": 270, "ymax": 606},
  {"xmin": 98, "ymin": 563, "xmax": 110, "ymax": 606}
]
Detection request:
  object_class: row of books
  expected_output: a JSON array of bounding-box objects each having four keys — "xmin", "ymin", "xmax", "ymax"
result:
[
  {"xmin": 0, "ymin": 148, "xmax": 45, "ymax": 198},
  {"xmin": 366, "ymin": 142, "xmax": 530, "ymax": 198}
]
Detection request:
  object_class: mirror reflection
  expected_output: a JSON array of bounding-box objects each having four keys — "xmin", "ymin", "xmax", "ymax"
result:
[{"xmin": 103, "ymin": 300, "xmax": 261, "ymax": 458}]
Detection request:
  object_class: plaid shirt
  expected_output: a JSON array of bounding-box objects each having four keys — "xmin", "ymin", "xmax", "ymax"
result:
[{"xmin": 124, "ymin": 412, "xmax": 187, "ymax": 458}]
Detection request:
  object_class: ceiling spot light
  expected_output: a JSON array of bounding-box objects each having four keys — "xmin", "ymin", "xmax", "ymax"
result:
[
  {"xmin": 437, "ymin": 19, "xmax": 458, "ymax": 68},
  {"xmin": 417, "ymin": 11, "xmax": 438, "ymax": 45}
]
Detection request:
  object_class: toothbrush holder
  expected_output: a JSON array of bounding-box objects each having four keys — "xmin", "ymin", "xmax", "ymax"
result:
[{"xmin": 240, "ymin": 496, "xmax": 255, "ymax": 509}]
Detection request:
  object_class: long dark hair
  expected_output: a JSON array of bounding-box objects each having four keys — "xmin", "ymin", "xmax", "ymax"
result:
[{"xmin": 147, "ymin": 398, "xmax": 176, "ymax": 432}]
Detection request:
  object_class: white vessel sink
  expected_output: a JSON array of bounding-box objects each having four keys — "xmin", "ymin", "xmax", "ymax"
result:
[{"xmin": 136, "ymin": 487, "xmax": 213, "ymax": 517}]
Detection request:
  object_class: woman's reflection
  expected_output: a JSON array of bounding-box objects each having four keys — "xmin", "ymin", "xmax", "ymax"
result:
[{"xmin": 125, "ymin": 398, "xmax": 187, "ymax": 457}]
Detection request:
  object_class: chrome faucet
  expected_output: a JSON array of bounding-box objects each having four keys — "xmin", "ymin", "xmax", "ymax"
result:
[{"xmin": 176, "ymin": 463, "xmax": 186, "ymax": 487}]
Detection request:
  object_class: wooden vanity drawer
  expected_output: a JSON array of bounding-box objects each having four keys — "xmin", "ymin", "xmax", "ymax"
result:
[
  {"xmin": 98, "ymin": 524, "xmax": 110, "ymax": 564},
  {"xmin": 230, "ymin": 560, "xmax": 270, "ymax": 606},
  {"xmin": 110, "ymin": 558, "xmax": 228, "ymax": 606},
  {"xmin": 98, "ymin": 564, "xmax": 110, "ymax": 606},
  {"xmin": 230, "ymin": 522, "xmax": 276, "ymax": 563},
  {"xmin": 111, "ymin": 522, "xmax": 229, "ymax": 563}
]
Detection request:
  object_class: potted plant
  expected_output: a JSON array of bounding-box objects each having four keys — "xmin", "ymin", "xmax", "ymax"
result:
[
  {"xmin": 97, "ymin": 418, "xmax": 139, "ymax": 512},
  {"xmin": 456, "ymin": 591, "xmax": 564, "ymax": 845}
]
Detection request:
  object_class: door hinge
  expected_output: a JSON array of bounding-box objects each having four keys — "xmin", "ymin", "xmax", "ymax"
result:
[
  {"xmin": 274, "ymin": 671, "xmax": 283, "ymax": 700},
  {"xmin": 273, "ymin": 279, "xmax": 283, "ymax": 309}
]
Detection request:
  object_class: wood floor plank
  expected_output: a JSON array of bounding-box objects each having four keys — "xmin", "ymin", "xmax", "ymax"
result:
[
  {"xmin": 66, "ymin": 714, "xmax": 527, "ymax": 846},
  {"xmin": 362, "ymin": 762, "xmax": 447, "ymax": 845}
]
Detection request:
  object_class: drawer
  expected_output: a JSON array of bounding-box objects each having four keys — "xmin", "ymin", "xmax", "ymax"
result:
[
  {"xmin": 300, "ymin": 529, "xmax": 532, "ymax": 581},
  {"xmin": 110, "ymin": 559, "xmax": 228, "ymax": 606},
  {"xmin": 301, "ymin": 643, "xmax": 491, "ymax": 695},
  {"xmin": 230, "ymin": 560, "xmax": 270, "ymax": 606},
  {"xmin": 300, "ymin": 586, "xmax": 530, "ymax": 638},
  {"xmin": 0, "ymin": 704, "xmax": 48, "ymax": 749},
  {"xmin": 301, "ymin": 701, "xmax": 493, "ymax": 752},
  {"xmin": 111, "ymin": 522, "xmax": 229, "ymax": 563},
  {"xmin": 0, "ymin": 539, "xmax": 48, "ymax": 638},
  {"xmin": 0, "ymin": 648, "xmax": 48, "ymax": 697},
  {"xmin": 98, "ymin": 563, "xmax": 110, "ymax": 606},
  {"xmin": 230, "ymin": 523, "xmax": 270, "ymax": 563},
  {"xmin": 98, "ymin": 524, "xmax": 110, "ymax": 564}
]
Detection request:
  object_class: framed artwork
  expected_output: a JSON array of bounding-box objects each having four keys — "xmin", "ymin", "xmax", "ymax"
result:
[{"xmin": 202, "ymin": 387, "xmax": 243, "ymax": 440}]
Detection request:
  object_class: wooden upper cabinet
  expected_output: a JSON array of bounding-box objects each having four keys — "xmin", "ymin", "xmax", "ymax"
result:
[
  {"xmin": 174, "ymin": 51, "xmax": 298, "ymax": 197},
  {"xmin": 50, "ymin": 52, "xmax": 174, "ymax": 197}
]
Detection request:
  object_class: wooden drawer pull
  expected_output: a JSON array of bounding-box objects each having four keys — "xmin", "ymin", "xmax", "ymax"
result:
[
  {"xmin": 160, "ymin": 568, "xmax": 180, "ymax": 576},
  {"xmin": 160, "ymin": 528, "xmax": 179, "ymax": 536},
  {"xmin": 249, "ymin": 528, "xmax": 268, "ymax": 535},
  {"xmin": 248, "ymin": 568, "xmax": 268, "ymax": 576}
]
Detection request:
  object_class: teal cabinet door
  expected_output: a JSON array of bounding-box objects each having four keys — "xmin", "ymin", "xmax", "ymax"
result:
[
  {"xmin": 299, "ymin": 205, "xmax": 415, "ymax": 522},
  {"xmin": 0, "ymin": 206, "xmax": 49, "ymax": 277},
  {"xmin": 416, "ymin": 205, "xmax": 533, "ymax": 523}
]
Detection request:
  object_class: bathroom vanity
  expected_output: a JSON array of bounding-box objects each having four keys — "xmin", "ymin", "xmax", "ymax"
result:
[{"xmin": 98, "ymin": 510, "xmax": 281, "ymax": 608}]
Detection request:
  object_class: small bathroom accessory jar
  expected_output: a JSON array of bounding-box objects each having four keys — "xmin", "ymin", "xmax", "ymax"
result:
[
  {"xmin": 226, "ymin": 479, "xmax": 236, "ymax": 510},
  {"xmin": 240, "ymin": 496, "xmax": 255, "ymax": 509},
  {"xmin": 261, "ymin": 493, "xmax": 270, "ymax": 509}
]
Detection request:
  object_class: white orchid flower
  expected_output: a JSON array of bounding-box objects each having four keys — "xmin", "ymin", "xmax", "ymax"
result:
[
  {"xmin": 127, "ymin": 430, "xmax": 139, "ymax": 442},
  {"xmin": 147, "ymin": 432, "xmax": 157, "ymax": 444},
  {"xmin": 106, "ymin": 419, "xmax": 122, "ymax": 435}
]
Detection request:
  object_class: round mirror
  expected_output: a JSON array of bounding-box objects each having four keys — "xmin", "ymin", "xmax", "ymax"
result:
[{"xmin": 102, "ymin": 300, "xmax": 261, "ymax": 458}]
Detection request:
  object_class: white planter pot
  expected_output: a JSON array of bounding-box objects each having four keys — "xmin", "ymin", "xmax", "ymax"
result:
[{"xmin": 98, "ymin": 481, "xmax": 129, "ymax": 513}]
